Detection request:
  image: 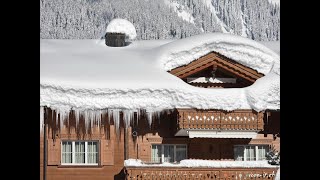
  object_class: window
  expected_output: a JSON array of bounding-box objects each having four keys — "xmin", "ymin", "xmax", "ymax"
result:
[
  {"xmin": 234, "ymin": 145, "xmax": 269, "ymax": 161},
  {"xmin": 151, "ymin": 144, "xmax": 187, "ymax": 163},
  {"xmin": 61, "ymin": 141, "xmax": 99, "ymax": 165}
]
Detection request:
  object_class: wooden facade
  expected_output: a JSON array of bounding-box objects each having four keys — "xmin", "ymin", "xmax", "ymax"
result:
[{"xmin": 40, "ymin": 108, "xmax": 280, "ymax": 180}]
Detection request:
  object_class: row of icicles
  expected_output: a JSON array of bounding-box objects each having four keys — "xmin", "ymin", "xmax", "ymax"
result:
[{"xmin": 40, "ymin": 106, "xmax": 169, "ymax": 133}]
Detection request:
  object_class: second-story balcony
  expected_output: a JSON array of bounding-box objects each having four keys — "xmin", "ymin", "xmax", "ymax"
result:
[{"xmin": 175, "ymin": 109, "xmax": 264, "ymax": 138}]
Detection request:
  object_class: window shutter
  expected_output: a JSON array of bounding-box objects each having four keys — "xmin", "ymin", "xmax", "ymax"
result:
[{"xmin": 47, "ymin": 139, "xmax": 61, "ymax": 165}]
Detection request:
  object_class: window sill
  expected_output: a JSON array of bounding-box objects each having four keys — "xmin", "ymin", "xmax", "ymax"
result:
[{"xmin": 58, "ymin": 165, "xmax": 103, "ymax": 168}]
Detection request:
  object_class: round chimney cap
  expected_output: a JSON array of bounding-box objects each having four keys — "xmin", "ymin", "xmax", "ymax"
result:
[{"xmin": 106, "ymin": 18, "xmax": 137, "ymax": 40}]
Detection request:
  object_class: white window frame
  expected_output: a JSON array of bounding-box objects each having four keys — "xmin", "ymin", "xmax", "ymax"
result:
[
  {"xmin": 151, "ymin": 144, "xmax": 187, "ymax": 163},
  {"xmin": 61, "ymin": 140, "xmax": 99, "ymax": 166},
  {"xmin": 234, "ymin": 145, "xmax": 269, "ymax": 161}
]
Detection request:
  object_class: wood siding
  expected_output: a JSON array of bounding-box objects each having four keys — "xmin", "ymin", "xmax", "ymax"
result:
[{"xmin": 40, "ymin": 109, "xmax": 279, "ymax": 180}]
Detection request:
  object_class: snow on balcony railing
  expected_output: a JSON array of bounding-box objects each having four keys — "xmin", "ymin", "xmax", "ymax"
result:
[
  {"xmin": 124, "ymin": 159, "xmax": 279, "ymax": 168},
  {"xmin": 125, "ymin": 159, "xmax": 280, "ymax": 180}
]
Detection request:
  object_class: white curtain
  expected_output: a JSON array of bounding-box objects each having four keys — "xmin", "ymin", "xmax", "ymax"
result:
[
  {"xmin": 87, "ymin": 142, "xmax": 98, "ymax": 164},
  {"xmin": 245, "ymin": 146, "xmax": 256, "ymax": 161},
  {"xmin": 257, "ymin": 145, "xmax": 268, "ymax": 160},
  {"xmin": 75, "ymin": 142, "xmax": 85, "ymax": 164},
  {"xmin": 163, "ymin": 145, "xmax": 174, "ymax": 162},
  {"xmin": 176, "ymin": 145, "xmax": 187, "ymax": 162},
  {"xmin": 62, "ymin": 142, "xmax": 72, "ymax": 163},
  {"xmin": 151, "ymin": 145, "xmax": 162, "ymax": 163}
]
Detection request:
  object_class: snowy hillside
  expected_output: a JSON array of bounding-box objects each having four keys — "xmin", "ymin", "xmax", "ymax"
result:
[
  {"xmin": 258, "ymin": 41, "xmax": 280, "ymax": 55},
  {"xmin": 268, "ymin": 0, "xmax": 280, "ymax": 6},
  {"xmin": 40, "ymin": 0, "xmax": 280, "ymax": 41}
]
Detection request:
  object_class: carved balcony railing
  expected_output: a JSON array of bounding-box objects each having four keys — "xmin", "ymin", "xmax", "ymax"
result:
[
  {"xmin": 125, "ymin": 167, "xmax": 278, "ymax": 180},
  {"xmin": 177, "ymin": 109, "xmax": 264, "ymax": 131}
]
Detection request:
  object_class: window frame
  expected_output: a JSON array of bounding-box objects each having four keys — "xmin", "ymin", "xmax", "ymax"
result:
[
  {"xmin": 151, "ymin": 144, "xmax": 187, "ymax": 163},
  {"xmin": 234, "ymin": 145, "xmax": 269, "ymax": 161},
  {"xmin": 61, "ymin": 140, "xmax": 100, "ymax": 166}
]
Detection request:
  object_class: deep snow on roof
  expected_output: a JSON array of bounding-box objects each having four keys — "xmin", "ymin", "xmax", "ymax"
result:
[
  {"xmin": 154, "ymin": 33, "xmax": 279, "ymax": 75},
  {"xmin": 40, "ymin": 33, "xmax": 280, "ymax": 113}
]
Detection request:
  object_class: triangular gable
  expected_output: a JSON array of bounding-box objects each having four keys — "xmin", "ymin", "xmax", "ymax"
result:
[{"xmin": 169, "ymin": 52, "xmax": 264, "ymax": 83}]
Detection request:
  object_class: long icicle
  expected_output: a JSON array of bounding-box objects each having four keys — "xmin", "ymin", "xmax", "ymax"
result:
[
  {"xmin": 40, "ymin": 106, "xmax": 44, "ymax": 133},
  {"xmin": 75, "ymin": 109, "xmax": 80, "ymax": 129},
  {"xmin": 146, "ymin": 110, "xmax": 153, "ymax": 127},
  {"xmin": 113, "ymin": 109, "xmax": 120, "ymax": 134}
]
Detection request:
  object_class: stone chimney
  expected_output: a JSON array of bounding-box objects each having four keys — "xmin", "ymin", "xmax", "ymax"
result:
[{"xmin": 105, "ymin": 32, "xmax": 126, "ymax": 47}]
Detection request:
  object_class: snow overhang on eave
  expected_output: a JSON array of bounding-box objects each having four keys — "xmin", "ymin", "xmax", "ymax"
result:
[{"xmin": 175, "ymin": 129, "xmax": 258, "ymax": 139}]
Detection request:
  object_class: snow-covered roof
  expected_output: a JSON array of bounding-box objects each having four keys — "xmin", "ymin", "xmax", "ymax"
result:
[
  {"xmin": 155, "ymin": 33, "xmax": 279, "ymax": 75},
  {"xmin": 106, "ymin": 18, "xmax": 137, "ymax": 40},
  {"xmin": 40, "ymin": 33, "xmax": 280, "ymax": 114}
]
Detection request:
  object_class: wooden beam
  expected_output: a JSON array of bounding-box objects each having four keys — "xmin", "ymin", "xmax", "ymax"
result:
[{"xmin": 169, "ymin": 52, "xmax": 264, "ymax": 83}]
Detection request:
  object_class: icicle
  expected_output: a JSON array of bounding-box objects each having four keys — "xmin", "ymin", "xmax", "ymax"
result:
[
  {"xmin": 56, "ymin": 109, "xmax": 59, "ymax": 127},
  {"xmin": 51, "ymin": 109, "xmax": 54, "ymax": 126},
  {"xmin": 136, "ymin": 109, "xmax": 140, "ymax": 126},
  {"xmin": 145, "ymin": 110, "xmax": 162, "ymax": 127},
  {"xmin": 107, "ymin": 109, "xmax": 113, "ymax": 124},
  {"xmin": 59, "ymin": 109, "xmax": 64, "ymax": 131},
  {"xmin": 66, "ymin": 109, "xmax": 71, "ymax": 127},
  {"xmin": 83, "ymin": 110, "xmax": 90, "ymax": 133},
  {"xmin": 123, "ymin": 109, "xmax": 135, "ymax": 129},
  {"xmin": 96, "ymin": 110, "xmax": 102, "ymax": 129},
  {"xmin": 74, "ymin": 109, "xmax": 80, "ymax": 128},
  {"xmin": 67, "ymin": 109, "xmax": 70, "ymax": 129},
  {"xmin": 90, "ymin": 110, "xmax": 94, "ymax": 129},
  {"xmin": 40, "ymin": 106, "xmax": 44, "ymax": 133},
  {"xmin": 146, "ymin": 110, "xmax": 153, "ymax": 127},
  {"xmin": 112, "ymin": 109, "xmax": 121, "ymax": 133}
]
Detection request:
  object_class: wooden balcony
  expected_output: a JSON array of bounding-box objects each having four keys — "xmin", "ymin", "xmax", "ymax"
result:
[
  {"xmin": 125, "ymin": 166, "xmax": 278, "ymax": 179},
  {"xmin": 177, "ymin": 109, "xmax": 264, "ymax": 131}
]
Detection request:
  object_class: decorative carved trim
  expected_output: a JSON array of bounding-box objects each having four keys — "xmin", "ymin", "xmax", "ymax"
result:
[
  {"xmin": 249, "ymin": 139, "xmax": 273, "ymax": 144},
  {"xmin": 146, "ymin": 137, "xmax": 163, "ymax": 143},
  {"xmin": 59, "ymin": 133, "xmax": 105, "ymax": 140},
  {"xmin": 177, "ymin": 109, "xmax": 264, "ymax": 131},
  {"xmin": 146, "ymin": 137, "xmax": 189, "ymax": 143}
]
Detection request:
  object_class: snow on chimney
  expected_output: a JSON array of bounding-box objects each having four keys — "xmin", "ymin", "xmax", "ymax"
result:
[{"xmin": 105, "ymin": 19, "xmax": 137, "ymax": 47}]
